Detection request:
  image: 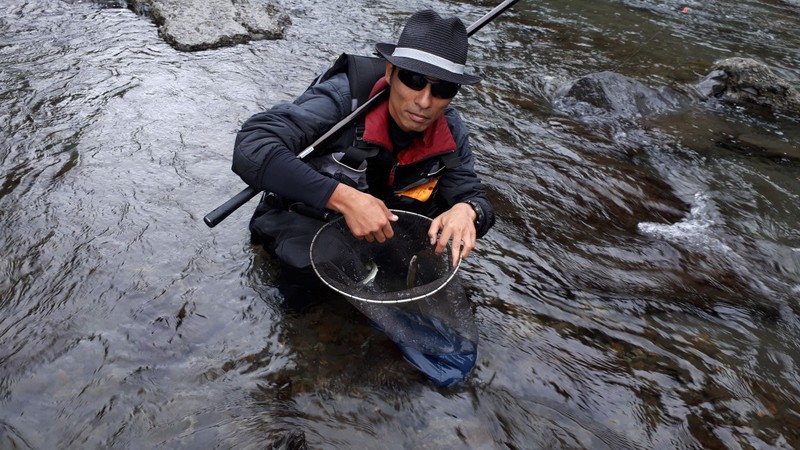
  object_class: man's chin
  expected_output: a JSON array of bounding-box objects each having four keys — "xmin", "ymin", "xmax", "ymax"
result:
[{"xmin": 400, "ymin": 118, "xmax": 430, "ymax": 133}]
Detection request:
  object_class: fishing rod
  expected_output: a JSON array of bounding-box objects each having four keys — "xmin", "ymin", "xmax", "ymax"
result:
[{"xmin": 204, "ymin": 0, "xmax": 520, "ymax": 228}]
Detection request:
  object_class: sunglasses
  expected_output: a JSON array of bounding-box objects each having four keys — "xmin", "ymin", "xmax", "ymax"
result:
[{"xmin": 396, "ymin": 68, "xmax": 460, "ymax": 99}]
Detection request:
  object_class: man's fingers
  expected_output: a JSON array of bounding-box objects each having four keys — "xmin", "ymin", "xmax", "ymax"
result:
[
  {"xmin": 427, "ymin": 205, "xmax": 479, "ymax": 267},
  {"xmin": 451, "ymin": 241, "xmax": 463, "ymax": 268},
  {"xmin": 435, "ymin": 230, "xmax": 451, "ymax": 255},
  {"xmin": 382, "ymin": 221, "xmax": 395, "ymax": 240},
  {"xmin": 428, "ymin": 220, "xmax": 442, "ymax": 245}
]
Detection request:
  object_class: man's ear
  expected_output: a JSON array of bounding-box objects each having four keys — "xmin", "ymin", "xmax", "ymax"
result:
[{"xmin": 384, "ymin": 62, "xmax": 393, "ymax": 84}]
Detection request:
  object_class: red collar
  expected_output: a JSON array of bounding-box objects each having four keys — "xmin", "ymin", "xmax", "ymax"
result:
[{"xmin": 362, "ymin": 78, "xmax": 456, "ymax": 165}]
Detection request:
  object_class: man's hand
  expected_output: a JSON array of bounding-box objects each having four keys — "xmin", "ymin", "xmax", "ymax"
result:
[
  {"xmin": 428, "ymin": 202, "xmax": 477, "ymax": 268},
  {"xmin": 326, "ymin": 183, "xmax": 398, "ymax": 242}
]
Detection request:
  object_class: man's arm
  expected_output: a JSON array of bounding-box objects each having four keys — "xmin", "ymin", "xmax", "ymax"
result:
[
  {"xmin": 232, "ymin": 73, "xmax": 350, "ymax": 210},
  {"xmin": 429, "ymin": 107, "xmax": 496, "ymax": 266}
]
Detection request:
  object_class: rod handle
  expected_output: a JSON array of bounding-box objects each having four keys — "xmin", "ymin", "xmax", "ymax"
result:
[{"xmin": 203, "ymin": 186, "xmax": 259, "ymax": 228}]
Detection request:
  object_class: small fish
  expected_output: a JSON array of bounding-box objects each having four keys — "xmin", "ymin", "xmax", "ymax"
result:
[
  {"xmin": 406, "ymin": 254, "xmax": 418, "ymax": 289},
  {"xmin": 358, "ymin": 261, "xmax": 378, "ymax": 285}
]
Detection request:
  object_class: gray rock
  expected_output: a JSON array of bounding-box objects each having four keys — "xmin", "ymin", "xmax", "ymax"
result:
[
  {"xmin": 130, "ymin": 0, "xmax": 291, "ymax": 51},
  {"xmin": 695, "ymin": 57, "xmax": 800, "ymax": 118},
  {"xmin": 552, "ymin": 71, "xmax": 687, "ymax": 125},
  {"xmin": 694, "ymin": 69, "xmax": 728, "ymax": 98}
]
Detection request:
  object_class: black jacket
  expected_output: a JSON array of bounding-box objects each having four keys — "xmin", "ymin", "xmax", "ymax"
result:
[{"xmin": 232, "ymin": 70, "xmax": 495, "ymax": 237}]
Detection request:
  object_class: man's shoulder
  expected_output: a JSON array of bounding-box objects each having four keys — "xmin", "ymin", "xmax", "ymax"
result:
[
  {"xmin": 307, "ymin": 53, "xmax": 385, "ymax": 102},
  {"xmin": 295, "ymin": 72, "xmax": 352, "ymax": 110},
  {"xmin": 443, "ymin": 106, "xmax": 468, "ymax": 139}
]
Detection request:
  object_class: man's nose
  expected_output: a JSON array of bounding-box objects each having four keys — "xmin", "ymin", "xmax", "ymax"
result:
[{"xmin": 414, "ymin": 85, "xmax": 433, "ymax": 108}]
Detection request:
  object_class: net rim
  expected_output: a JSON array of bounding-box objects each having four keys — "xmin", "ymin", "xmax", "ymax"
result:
[{"xmin": 309, "ymin": 210, "xmax": 462, "ymax": 303}]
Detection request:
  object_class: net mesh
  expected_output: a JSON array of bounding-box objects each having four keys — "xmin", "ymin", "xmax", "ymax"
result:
[
  {"xmin": 310, "ymin": 210, "xmax": 460, "ymax": 303},
  {"xmin": 353, "ymin": 275, "xmax": 478, "ymax": 386},
  {"xmin": 310, "ymin": 210, "xmax": 477, "ymax": 386}
]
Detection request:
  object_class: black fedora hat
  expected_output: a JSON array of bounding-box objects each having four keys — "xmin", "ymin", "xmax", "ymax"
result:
[{"xmin": 376, "ymin": 10, "xmax": 481, "ymax": 85}]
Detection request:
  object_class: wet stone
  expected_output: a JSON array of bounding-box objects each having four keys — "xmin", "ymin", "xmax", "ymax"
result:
[
  {"xmin": 129, "ymin": 0, "xmax": 291, "ymax": 51},
  {"xmin": 552, "ymin": 71, "xmax": 688, "ymax": 126},
  {"xmin": 696, "ymin": 57, "xmax": 800, "ymax": 118}
]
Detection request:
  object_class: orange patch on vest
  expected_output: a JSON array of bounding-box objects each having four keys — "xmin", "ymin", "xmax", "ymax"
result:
[{"xmin": 397, "ymin": 179, "xmax": 438, "ymax": 202}]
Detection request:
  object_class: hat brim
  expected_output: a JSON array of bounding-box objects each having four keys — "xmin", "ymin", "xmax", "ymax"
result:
[{"xmin": 376, "ymin": 43, "xmax": 481, "ymax": 85}]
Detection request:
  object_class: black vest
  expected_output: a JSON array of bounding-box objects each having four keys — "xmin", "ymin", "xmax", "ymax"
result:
[{"xmin": 305, "ymin": 54, "xmax": 460, "ymax": 216}]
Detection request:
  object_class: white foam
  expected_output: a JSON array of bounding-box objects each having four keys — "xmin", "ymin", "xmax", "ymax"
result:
[{"xmin": 637, "ymin": 192, "xmax": 732, "ymax": 253}]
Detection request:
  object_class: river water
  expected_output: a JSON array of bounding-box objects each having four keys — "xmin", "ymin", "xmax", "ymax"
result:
[{"xmin": 1, "ymin": 0, "xmax": 799, "ymax": 448}]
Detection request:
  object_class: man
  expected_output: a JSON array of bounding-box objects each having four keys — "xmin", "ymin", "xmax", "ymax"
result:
[{"xmin": 232, "ymin": 9, "xmax": 495, "ymax": 298}]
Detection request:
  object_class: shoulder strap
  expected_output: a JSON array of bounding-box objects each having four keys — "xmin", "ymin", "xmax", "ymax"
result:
[
  {"xmin": 307, "ymin": 52, "xmax": 386, "ymax": 144},
  {"xmin": 325, "ymin": 54, "xmax": 386, "ymax": 169},
  {"xmin": 347, "ymin": 54, "xmax": 385, "ymax": 149},
  {"xmin": 305, "ymin": 54, "xmax": 387, "ymax": 170},
  {"xmin": 309, "ymin": 53, "xmax": 385, "ymax": 108},
  {"xmin": 345, "ymin": 54, "xmax": 387, "ymax": 110},
  {"xmin": 308, "ymin": 53, "xmax": 350, "ymax": 87}
]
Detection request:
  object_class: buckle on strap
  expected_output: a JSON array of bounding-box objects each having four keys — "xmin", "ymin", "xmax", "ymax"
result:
[{"xmin": 334, "ymin": 146, "xmax": 379, "ymax": 171}]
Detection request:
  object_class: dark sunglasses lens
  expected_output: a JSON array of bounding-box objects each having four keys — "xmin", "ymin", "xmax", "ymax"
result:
[
  {"xmin": 431, "ymin": 82, "xmax": 459, "ymax": 99},
  {"xmin": 397, "ymin": 69, "xmax": 460, "ymax": 99},
  {"xmin": 398, "ymin": 69, "xmax": 427, "ymax": 90}
]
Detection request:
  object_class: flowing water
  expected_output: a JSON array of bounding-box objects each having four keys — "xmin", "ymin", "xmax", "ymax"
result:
[{"xmin": 2, "ymin": 0, "xmax": 799, "ymax": 448}]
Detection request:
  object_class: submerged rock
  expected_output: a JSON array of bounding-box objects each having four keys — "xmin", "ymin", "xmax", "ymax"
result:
[
  {"xmin": 129, "ymin": 0, "xmax": 291, "ymax": 51},
  {"xmin": 695, "ymin": 57, "xmax": 800, "ymax": 118},
  {"xmin": 552, "ymin": 71, "xmax": 687, "ymax": 125}
]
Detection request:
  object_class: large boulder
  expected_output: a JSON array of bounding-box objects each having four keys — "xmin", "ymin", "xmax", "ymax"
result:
[
  {"xmin": 129, "ymin": 0, "xmax": 291, "ymax": 51},
  {"xmin": 695, "ymin": 57, "xmax": 800, "ymax": 118}
]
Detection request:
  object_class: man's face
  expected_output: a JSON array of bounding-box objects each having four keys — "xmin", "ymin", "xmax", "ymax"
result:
[{"xmin": 385, "ymin": 62, "xmax": 454, "ymax": 133}]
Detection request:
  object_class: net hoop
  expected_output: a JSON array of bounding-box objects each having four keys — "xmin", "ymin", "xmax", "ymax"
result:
[{"xmin": 310, "ymin": 210, "xmax": 461, "ymax": 303}]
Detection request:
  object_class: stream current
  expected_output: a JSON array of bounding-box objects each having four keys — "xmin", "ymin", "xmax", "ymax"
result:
[{"xmin": 2, "ymin": 0, "xmax": 799, "ymax": 448}]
